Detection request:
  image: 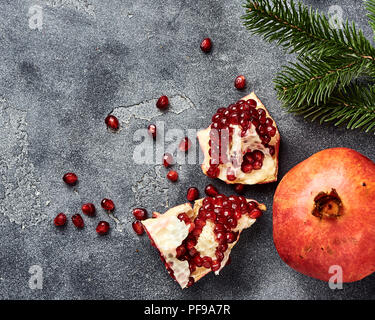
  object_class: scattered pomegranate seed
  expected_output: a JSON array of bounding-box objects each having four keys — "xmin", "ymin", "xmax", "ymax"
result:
[
  {"xmin": 249, "ymin": 208, "xmax": 263, "ymax": 219},
  {"xmin": 234, "ymin": 184, "xmax": 245, "ymax": 194},
  {"xmin": 132, "ymin": 208, "xmax": 148, "ymax": 220},
  {"xmin": 187, "ymin": 187, "xmax": 199, "ymax": 202},
  {"xmin": 200, "ymin": 37, "xmax": 212, "ymax": 53},
  {"xmin": 162, "ymin": 153, "xmax": 174, "ymax": 167},
  {"xmin": 148, "ymin": 124, "xmax": 157, "ymax": 139},
  {"xmin": 54, "ymin": 213, "xmax": 67, "ymax": 227},
  {"xmin": 132, "ymin": 221, "xmax": 144, "ymax": 235},
  {"xmin": 63, "ymin": 172, "xmax": 78, "ymax": 186},
  {"xmin": 234, "ymin": 75, "xmax": 246, "ymax": 90},
  {"xmin": 105, "ymin": 115, "xmax": 119, "ymax": 130},
  {"xmin": 101, "ymin": 198, "xmax": 115, "ymax": 211},
  {"xmin": 81, "ymin": 203, "xmax": 96, "ymax": 216},
  {"xmin": 156, "ymin": 95, "xmax": 169, "ymax": 110},
  {"xmin": 167, "ymin": 170, "xmax": 178, "ymax": 182},
  {"xmin": 179, "ymin": 137, "xmax": 192, "ymax": 152},
  {"xmin": 96, "ymin": 221, "xmax": 110, "ymax": 235},
  {"xmin": 187, "ymin": 277, "xmax": 195, "ymax": 287},
  {"xmin": 72, "ymin": 214, "xmax": 84, "ymax": 229},
  {"xmin": 205, "ymin": 184, "xmax": 219, "ymax": 196}
]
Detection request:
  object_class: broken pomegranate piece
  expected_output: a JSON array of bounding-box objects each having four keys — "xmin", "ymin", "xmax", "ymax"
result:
[
  {"xmin": 197, "ymin": 92, "xmax": 280, "ymax": 185},
  {"xmin": 142, "ymin": 194, "xmax": 266, "ymax": 288}
]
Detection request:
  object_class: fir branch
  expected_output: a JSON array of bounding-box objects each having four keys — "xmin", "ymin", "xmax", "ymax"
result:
[
  {"xmin": 366, "ymin": 0, "xmax": 375, "ymax": 34},
  {"xmin": 275, "ymin": 55, "xmax": 375, "ymax": 109},
  {"xmin": 286, "ymin": 84, "xmax": 375, "ymax": 132},
  {"xmin": 242, "ymin": 0, "xmax": 375, "ymax": 62}
]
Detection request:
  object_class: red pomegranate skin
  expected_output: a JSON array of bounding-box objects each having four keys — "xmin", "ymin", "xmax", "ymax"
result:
[{"xmin": 273, "ymin": 148, "xmax": 375, "ymax": 282}]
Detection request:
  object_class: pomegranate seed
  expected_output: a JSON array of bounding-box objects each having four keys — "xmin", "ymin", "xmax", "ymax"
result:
[
  {"xmin": 63, "ymin": 172, "xmax": 78, "ymax": 186},
  {"xmin": 101, "ymin": 198, "xmax": 115, "ymax": 211},
  {"xmin": 132, "ymin": 221, "xmax": 144, "ymax": 235},
  {"xmin": 241, "ymin": 162, "xmax": 253, "ymax": 173},
  {"xmin": 167, "ymin": 170, "xmax": 178, "ymax": 182},
  {"xmin": 253, "ymin": 150, "xmax": 264, "ymax": 161},
  {"xmin": 156, "ymin": 95, "xmax": 169, "ymax": 110},
  {"xmin": 215, "ymin": 250, "xmax": 224, "ymax": 262},
  {"xmin": 268, "ymin": 145, "xmax": 275, "ymax": 156},
  {"xmin": 211, "ymin": 260, "xmax": 221, "ymax": 272},
  {"xmin": 234, "ymin": 75, "xmax": 246, "ymax": 90},
  {"xmin": 105, "ymin": 115, "xmax": 119, "ymax": 130},
  {"xmin": 54, "ymin": 213, "xmax": 67, "ymax": 227},
  {"xmin": 132, "ymin": 208, "xmax": 148, "ymax": 220},
  {"xmin": 226, "ymin": 231, "xmax": 238, "ymax": 243},
  {"xmin": 218, "ymin": 243, "xmax": 228, "ymax": 252},
  {"xmin": 226, "ymin": 168, "xmax": 236, "ymax": 181},
  {"xmin": 193, "ymin": 255, "xmax": 203, "ymax": 267},
  {"xmin": 179, "ymin": 137, "xmax": 192, "ymax": 152},
  {"xmin": 71, "ymin": 214, "xmax": 84, "ymax": 229},
  {"xmin": 207, "ymin": 165, "xmax": 220, "ymax": 178},
  {"xmin": 234, "ymin": 184, "xmax": 245, "ymax": 194},
  {"xmin": 162, "ymin": 153, "xmax": 174, "ymax": 167},
  {"xmin": 200, "ymin": 37, "xmax": 212, "ymax": 53},
  {"xmin": 187, "ymin": 187, "xmax": 199, "ymax": 201},
  {"xmin": 249, "ymin": 208, "xmax": 263, "ymax": 219},
  {"xmin": 202, "ymin": 256, "xmax": 212, "ymax": 268},
  {"xmin": 178, "ymin": 213, "xmax": 190, "ymax": 223},
  {"xmin": 205, "ymin": 184, "xmax": 219, "ymax": 196},
  {"xmin": 187, "ymin": 277, "xmax": 195, "ymax": 287},
  {"xmin": 253, "ymin": 161, "xmax": 262, "ymax": 170},
  {"xmin": 246, "ymin": 99, "xmax": 257, "ymax": 108},
  {"xmin": 148, "ymin": 124, "xmax": 157, "ymax": 139},
  {"xmin": 176, "ymin": 245, "xmax": 186, "ymax": 258},
  {"xmin": 81, "ymin": 203, "xmax": 96, "ymax": 216},
  {"xmin": 96, "ymin": 221, "xmax": 110, "ymax": 235}
]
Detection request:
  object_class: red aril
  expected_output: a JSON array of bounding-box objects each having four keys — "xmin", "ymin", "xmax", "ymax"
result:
[
  {"xmin": 63, "ymin": 172, "xmax": 78, "ymax": 186},
  {"xmin": 187, "ymin": 187, "xmax": 199, "ymax": 202},
  {"xmin": 133, "ymin": 208, "xmax": 148, "ymax": 220},
  {"xmin": 105, "ymin": 115, "xmax": 119, "ymax": 130},
  {"xmin": 96, "ymin": 221, "xmax": 110, "ymax": 235},
  {"xmin": 72, "ymin": 214, "xmax": 84, "ymax": 229},
  {"xmin": 179, "ymin": 137, "xmax": 192, "ymax": 152},
  {"xmin": 54, "ymin": 213, "xmax": 67, "ymax": 227},
  {"xmin": 101, "ymin": 198, "xmax": 115, "ymax": 211},
  {"xmin": 167, "ymin": 170, "xmax": 178, "ymax": 182},
  {"xmin": 200, "ymin": 38, "xmax": 212, "ymax": 53},
  {"xmin": 204, "ymin": 184, "xmax": 219, "ymax": 196},
  {"xmin": 156, "ymin": 95, "xmax": 169, "ymax": 110},
  {"xmin": 148, "ymin": 124, "xmax": 157, "ymax": 139},
  {"xmin": 163, "ymin": 153, "xmax": 174, "ymax": 168},
  {"xmin": 234, "ymin": 75, "xmax": 246, "ymax": 90},
  {"xmin": 81, "ymin": 203, "xmax": 96, "ymax": 216},
  {"xmin": 132, "ymin": 221, "xmax": 144, "ymax": 235}
]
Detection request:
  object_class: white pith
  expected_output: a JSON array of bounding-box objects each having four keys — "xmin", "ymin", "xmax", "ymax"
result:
[
  {"xmin": 197, "ymin": 92, "xmax": 280, "ymax": 185},
  {"xmin": 142, "ymin": 199, "xmax": 265, "ymax": 289}
]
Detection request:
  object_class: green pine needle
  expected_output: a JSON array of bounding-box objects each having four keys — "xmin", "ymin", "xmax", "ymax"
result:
[{"xmin": 241, "ymin": 0, "xmax": 375, "ymax": 134}]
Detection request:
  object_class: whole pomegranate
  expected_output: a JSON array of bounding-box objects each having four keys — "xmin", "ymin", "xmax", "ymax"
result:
[
  {"xmin": 142, "ymin": 194, "xmax": 266, "ymax": 288},
  {"xmin": 273, "ymin": 148, "xmax": 375, "ymax": 282},
  {"xmin": 197, "ymin": 92, "xmax": 280, "ymax": 185}
]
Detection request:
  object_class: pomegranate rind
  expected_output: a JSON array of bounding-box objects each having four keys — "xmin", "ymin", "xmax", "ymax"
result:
[
  {"xmin": 197, "ymin": 92, "xmax": 280, "ymax": 185},
  {"xmin": 273, "ymin": 148, "xmax": 375, "ymax": 282},
  {"xmin": 142, "ymin": 198, "xmax": 266, "ymax": 288}
]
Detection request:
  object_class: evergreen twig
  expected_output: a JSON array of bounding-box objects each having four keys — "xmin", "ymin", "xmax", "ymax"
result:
[{"xmin": 241, "ymin": 0, "xmax": 375, "ymax": 133}]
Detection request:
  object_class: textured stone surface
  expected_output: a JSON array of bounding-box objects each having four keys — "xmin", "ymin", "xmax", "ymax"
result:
[{"xmin": 0, "ymin": 0, "xmax": 374, "ymax": 299}]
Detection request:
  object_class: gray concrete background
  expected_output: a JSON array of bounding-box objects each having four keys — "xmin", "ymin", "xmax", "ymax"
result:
[{"xmin": 0, "ymin": 0, "xmax": 374, "ymax": 300}]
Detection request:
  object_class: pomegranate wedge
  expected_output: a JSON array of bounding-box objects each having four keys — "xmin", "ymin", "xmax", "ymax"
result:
[
  {"xmin": 142, "ymin": 194, "xmax": 266, "ymax": 288},
  {"xmin": 197, "ymin": 92, "xmax": 280, "ymax": 185}
]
